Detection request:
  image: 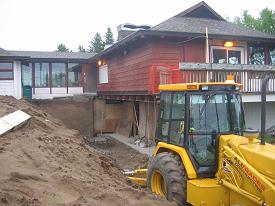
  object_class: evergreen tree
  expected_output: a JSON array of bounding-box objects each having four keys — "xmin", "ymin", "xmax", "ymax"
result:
[
  {"xmin": 89, "ymin": 33, "xmax": 105, "ymax": 53},
  {"xmin": 233, "ymin": 8, "xmax": 275, "ymax": 34},
  {"xmin": 78, "ymin": 45, "xmax": 86, "ymax": 53},
  {"xmin": 56, "ymin": 43, "xmax": 69, "ymax": 52},
  {"xmin": 104, "ymin": 27, "xmax": 114, "ymax": 46}
]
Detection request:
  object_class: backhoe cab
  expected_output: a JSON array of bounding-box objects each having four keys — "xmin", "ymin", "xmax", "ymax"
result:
[{"xmin": 126, "ymin": 79, "xmax": 275, "ymax": 206}]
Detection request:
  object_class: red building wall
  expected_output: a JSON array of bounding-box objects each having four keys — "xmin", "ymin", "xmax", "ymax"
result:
[
  {"xmin": 97, "ymin": 37, "xmax": 205, "ymax": 94},
  {"xmin": 152, "ymin": 38, "xmax": 205, "ymax": 65},
  {"xmin": 97, "ymin": 39, "xmax": 153, "ymax": 93},
  {"xmin": 183, "ymin": 39, "xmax": 205, "ymax": 62}
]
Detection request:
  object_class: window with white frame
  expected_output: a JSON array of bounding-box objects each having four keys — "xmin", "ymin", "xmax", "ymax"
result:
[
  {"xmin": 0, "ymin": 62, "xmax": 13, "ymax": 80},
  {"xmin": 99, "ymin": 65, "xmax": 108, "ymax": 84},
  {"xmin": 211, "ymin": 46, "xmax": 244, "ymax": 64}
]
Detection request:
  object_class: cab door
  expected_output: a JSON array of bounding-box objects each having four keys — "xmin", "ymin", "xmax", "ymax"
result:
[
  {"xmin": 156, "ymin": 92, "xmax": 186, "ymax": 146},
  {"xmin": 186, "ymin": 93, "xmax": 220, "ymax": 177}
]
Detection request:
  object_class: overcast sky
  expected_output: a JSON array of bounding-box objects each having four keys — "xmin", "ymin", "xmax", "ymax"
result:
[{"xmin": 1, "ymin": 0, "xmax": 274, "ymax": 51}]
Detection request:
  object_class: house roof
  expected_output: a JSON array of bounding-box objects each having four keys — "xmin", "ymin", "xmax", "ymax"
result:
[
  {"xmin": 174, "ymin": 1, "xmax": 224, "ymax": 20},
  {"xmin": 151, "ymin": 1, "xmax": 275, "ymax": 40},
  {"xmin": 0, "ymin": 47, "xmax": 95, "ymax": 61},
  {"xmin": 0, "ymin": 47, "xmax": 30, "ymax": 60},
  {"xmin": 89, "ymin": 1, "xmax": 275, "ymax": 62},
  {"xmin": 151, "ymin": 17, "xmax": 275, "ymax": 40},
  {"xmin": 7, "ymin": 50, "xmax": 95, "ymax": 60}
]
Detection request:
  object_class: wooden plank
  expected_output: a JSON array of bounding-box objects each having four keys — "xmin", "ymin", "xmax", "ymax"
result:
[
  {"xmin": 115, "ymin": 119, "xmax": 132, "ymax": 137},
  {"xmin": 179, "ymin": 63, "xmax": 275, "ymax": 71}
]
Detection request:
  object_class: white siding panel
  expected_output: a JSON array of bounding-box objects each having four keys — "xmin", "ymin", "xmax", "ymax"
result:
[
  {"xmin": 244, "ymin": 102, "xmax": 275, "ymax": 130},
  {"xmin": 32, "ymin": 87, "xmax": 83, "ymax": 99},
  {"xmin": 13, "ymin": 61, "xmax": 22, "ymax": 99},
  {"xmin": 0, "ymin": 61, "xmax": 22, "ymax": 99},
  {"xmin": 68, "ymin": 87, "xmax": 83, "ymax": 94},
  {"xmin": 0, "ymin": 81, "xmax": 14, "ymax": 96},
  {"xmin": 32, "ymin": 88, "xmax": 51, "ymax": 99},
  {"xmin": 51, "ymin": 87, "xmax": 67, "ymax": 94}
]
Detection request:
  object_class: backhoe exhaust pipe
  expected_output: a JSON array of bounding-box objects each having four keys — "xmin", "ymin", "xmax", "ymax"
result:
[{"xmin": 260, "ymin": 76, "xmax": 271, "ymax": 145}]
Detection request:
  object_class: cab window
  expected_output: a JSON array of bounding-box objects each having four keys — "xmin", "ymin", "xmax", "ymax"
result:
[
  {"xmin": 156, "ymin": 92, "xmax": 185, "ymax": 146},
  {"xmin": 157, "ymin": 92, "xmax": 172, "ymax": 142},
  {"xmin": 170, "ymin": 93, "xmax": 185, "ymax": 145}
]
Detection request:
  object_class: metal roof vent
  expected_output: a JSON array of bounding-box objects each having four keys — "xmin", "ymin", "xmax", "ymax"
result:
[{"xmin": 117, "ymin": 23, "xmax": 152, "ymax": 41}]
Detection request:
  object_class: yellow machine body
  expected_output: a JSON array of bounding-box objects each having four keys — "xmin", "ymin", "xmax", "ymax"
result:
[
  {"xmin": 158, "ymin": 81, "xmax": 242, "ymax": 92},
  {"xmin": 125, "ymin": 81, "xmax": 275, "ymax": 206},
  {"xmin": 153, "ymin": 135, "xmax": 275, "ymax": 205}
]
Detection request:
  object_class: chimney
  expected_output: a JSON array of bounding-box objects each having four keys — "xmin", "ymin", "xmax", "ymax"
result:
[{"xmin": 117, "ymin": 23, "xmax": 152, "ymax": 41}]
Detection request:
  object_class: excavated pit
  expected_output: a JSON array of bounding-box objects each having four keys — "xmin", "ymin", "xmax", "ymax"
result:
[{"xmin": 0, "ymin": 96, "xmax": 175, "ymax": 206}]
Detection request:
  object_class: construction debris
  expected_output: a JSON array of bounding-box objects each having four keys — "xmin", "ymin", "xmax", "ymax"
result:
[
  {"xmin": 0, "ymin": 110, "xmax": 31, "ymax": 136},
  {"xmin": 129, "ymin": 135, "xmax": 155, "ymax": 148}
]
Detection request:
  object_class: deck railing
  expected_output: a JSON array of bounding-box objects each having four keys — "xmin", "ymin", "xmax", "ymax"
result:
[
  {"xmin": 149, "ymin": 63, "xmax": 275, "ymax": 94},
  {"xmin": 179, "ymin": 63, "xmax": 275, "ymax": 93}
]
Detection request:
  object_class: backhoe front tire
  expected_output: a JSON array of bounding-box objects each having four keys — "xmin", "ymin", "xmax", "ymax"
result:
[{"xmin": 147, "ymin": 152, "xmax": 187, "ymax": 206}]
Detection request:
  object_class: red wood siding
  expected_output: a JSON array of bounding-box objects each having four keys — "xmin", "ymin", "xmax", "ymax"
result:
[
  {"xmin": 152, "ymin": 39, "xmax": 183, "ymax": 66},
  {"xmin": 183, "ymin": 40, "xmax": 205, "ymax": 62},
  {"xmin": 97, "ymin": 37, "xmax": 205, "ymax": 94},
  {"xmin": 152, "ymin": 38, "xmax": 205, "ymax": 65},
  {"xmin": 97, "ymin": 39, "xmax": 153, "ymax": 92}
]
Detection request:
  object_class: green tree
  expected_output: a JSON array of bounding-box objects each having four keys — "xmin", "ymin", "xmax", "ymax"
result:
[
  {"xmin": 89, "ymin": 33, "xmax": 105, "ymax": 53},
  {"xmin": 56, "ymin": 43, "xmax": 69, "ymax": 52},
  {"xmin": 233, "ymin": 8, "xmax": 275, "ymax": 34},
  {"xmin": 78, "ymin": 45, "xmax": 86, "ymax": 53},
  {"xmin": 258, "ymin": 8, "xmax": 275, "ymax": 34},
  {"xmin": 104, "ymin": 27, "xmax": 114, "ymax": 46}
]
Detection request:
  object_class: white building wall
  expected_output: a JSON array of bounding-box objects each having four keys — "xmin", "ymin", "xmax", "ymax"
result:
[
  {"xmin": 32, "ymin": 87, "xmax": 83, "ymax": 99},
  {"xmin": 0, "ymin": 61, "xmax": 22, "ymax": 99},
  {"xmin": 0, "ymin": 61, "xmax": 84, "ymax": 100},
  {"xmin": 243, "ymin": 102, "xmax": 275, "ymax": 130},
  {"xmin": 13, "ymin": 61, "xmax": 22, "ymax": 99},
  {"xmin": 0, "ymin": 80, "xmax": 14, "ymax": 96}
]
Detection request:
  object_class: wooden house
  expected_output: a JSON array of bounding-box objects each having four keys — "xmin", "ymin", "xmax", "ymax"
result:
[{"xmin": 88, "ymin": 1, "xmax": 275, "ymax": 137}]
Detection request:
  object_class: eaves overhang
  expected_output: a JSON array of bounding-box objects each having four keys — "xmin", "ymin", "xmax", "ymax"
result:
[{"xmin": 88, "ymin": 30, "xmax": 275, "ymax": 63}]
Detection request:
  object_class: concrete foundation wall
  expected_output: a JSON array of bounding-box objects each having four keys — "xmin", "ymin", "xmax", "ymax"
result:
[
  {"xmin": 243, "ymin": 102, "xmax": 275, "ymax": 130},
  {"xmin": 94, "ymin": 99, "xmax": 134, "ymax": 135}
]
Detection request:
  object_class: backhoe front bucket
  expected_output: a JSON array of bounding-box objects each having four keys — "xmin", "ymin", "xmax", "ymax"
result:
[{"xmin": 124, "ymin": 169, "xmax": 148, "ymax": 187}]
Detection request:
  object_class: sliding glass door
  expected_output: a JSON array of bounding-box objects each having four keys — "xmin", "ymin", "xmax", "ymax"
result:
[{"xmin": 211, "ymin": 46, "xmax": 245, "ymax": 64}]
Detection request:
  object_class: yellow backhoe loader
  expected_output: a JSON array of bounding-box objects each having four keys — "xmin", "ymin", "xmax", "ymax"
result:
[{"xmin": 126, "ymin": 76, "xmax": 275, "ymax": 206}]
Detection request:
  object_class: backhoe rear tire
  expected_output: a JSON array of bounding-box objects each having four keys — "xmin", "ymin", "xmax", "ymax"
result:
[{"xmin": 147, "ymin": 152, "xmax": 187, "ymax": 206}]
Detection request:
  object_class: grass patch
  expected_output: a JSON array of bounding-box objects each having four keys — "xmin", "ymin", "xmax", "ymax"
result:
[
  {"xmin": 264, "ymin": 135, "xmax": 275, "ymax": 144},
  {"xmin": 257, "ymin": 135, "xmax": 275, "ymax": 144}
]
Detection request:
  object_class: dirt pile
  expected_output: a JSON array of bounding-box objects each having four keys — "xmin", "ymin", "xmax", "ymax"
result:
[{"xmin": 0, "ymin": 96, "xmax": 174, "ymax": 206}]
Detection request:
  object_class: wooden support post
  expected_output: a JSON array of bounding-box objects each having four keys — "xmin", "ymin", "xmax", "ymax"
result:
[{"xmin": 264, "ymin": 47, "xmax": 270, "ymax": 65}]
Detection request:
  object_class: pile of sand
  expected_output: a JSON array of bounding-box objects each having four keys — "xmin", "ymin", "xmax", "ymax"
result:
[{"xmin": 0, "ymin": 96, "xmax": 174, "ymax": 206}]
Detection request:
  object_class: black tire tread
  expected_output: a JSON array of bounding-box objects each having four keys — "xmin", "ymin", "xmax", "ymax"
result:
[{"xmin": 147, "ymin": 152, "xmax": 187, "ymax": 206}]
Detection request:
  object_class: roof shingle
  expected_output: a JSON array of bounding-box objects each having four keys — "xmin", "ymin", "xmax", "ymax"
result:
[
  {"xmin": 151, "ymin": 17, "xmax": 275, "ymax": 40},
  {"xmin": 7, "ymin": 50, "xmax": 95, "ymax": 60}
]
